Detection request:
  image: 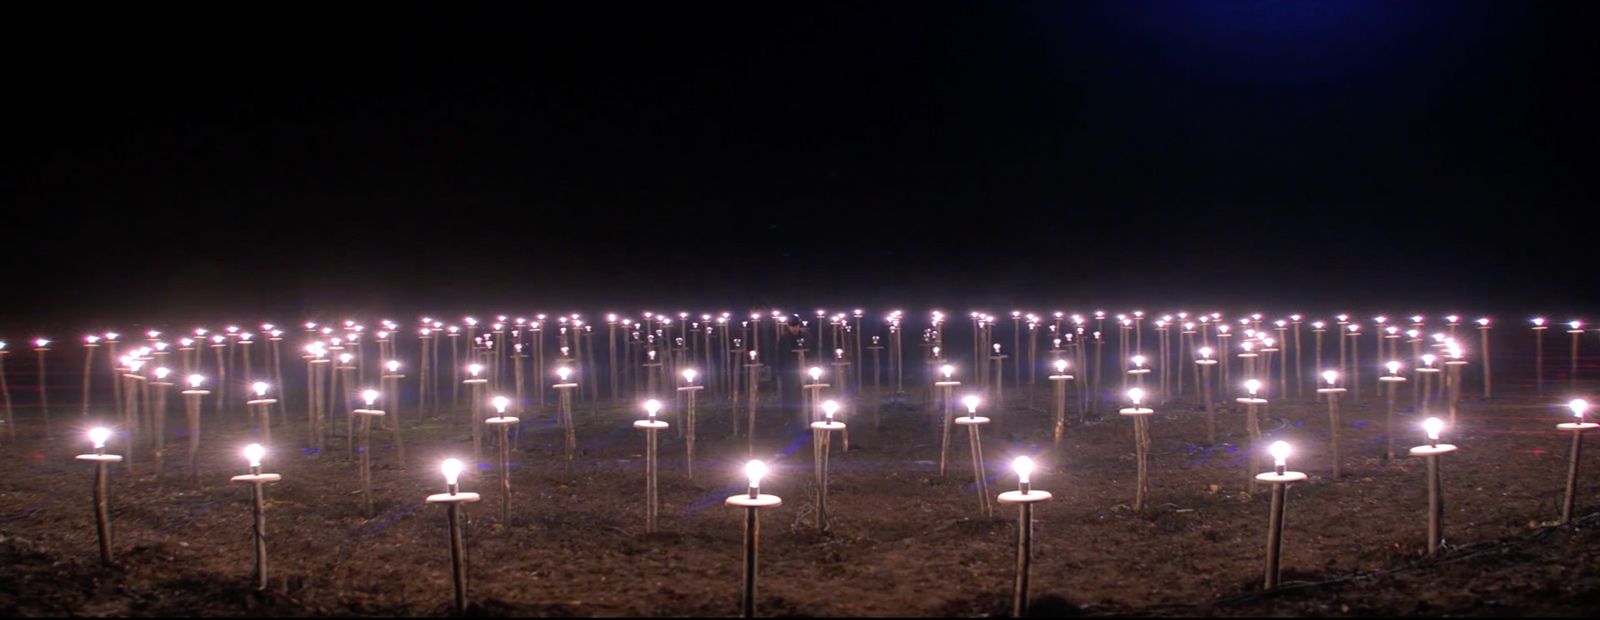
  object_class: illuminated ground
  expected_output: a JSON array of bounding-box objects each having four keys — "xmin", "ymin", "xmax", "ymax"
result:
[{"xmin": 2, "ymin": 371, "xmax": 1598, "ymax": 616}]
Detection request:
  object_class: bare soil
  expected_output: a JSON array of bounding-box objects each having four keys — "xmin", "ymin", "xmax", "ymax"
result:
[{"xmin": 4, "ymin": 373, "xmax": 1600, "ymax": 616}]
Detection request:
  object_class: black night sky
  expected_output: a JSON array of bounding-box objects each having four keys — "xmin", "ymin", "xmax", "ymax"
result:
[{"xmin": 4, "ymin": 1, "xmax": 1596, "ymax": 328}]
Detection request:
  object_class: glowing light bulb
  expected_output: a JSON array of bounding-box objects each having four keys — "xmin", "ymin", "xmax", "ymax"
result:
[
  {"xmin": 962, "ymin": 394, "xmax": 980, "ymax": 413},
  {"xmin": 491, "ymin": 395, "xmax": 509, "ymax": 413},
  {"xmin": 338, "ymin": 353, "xmax": 353, "ymax": 365},
  {"xmin": 1571, "ymin": 399, "xmax": 1589, "ymax": 419},
  {"xmin": 188, "ymin": 374, "xmax": 205, "ymax": 388},
  {"xmin": 441, "ymin": 458, "xmax": 464, "ymax": 488},
  {"xmin": 244, "ymin": 443, "xmax": 265, "ymax": 468},
  {"xmin": 1246, "ymin": 379, "xmax": 1261, "ymax": 396},
  {"xmin": 155, "ymin": 367, "xmax": 171, "ymax": 380},
  {"xmin": 682, "ymin": 368, "xmax": 697, "ymax": 384},
  {"xmin": 1014, "ymin": 456, "xmax": 1035, "ymax": 485},
  {"xmin": 1128, "ymin": 388, "xmax": 1145, "ymax": 406},
  {"xmin": 1131, "ymin": 355, "xmax": 1145, "ymax": 368},
  {"xmin": 1423, "ymin": 417, "xmax": 1444, "ymax": 442},
  {"xmin": 745, "ymin": 459, "xmax": 767, "ymax": 492},
  {"xmin": 822, "ymin": 400, "xmax": 838, "ymax": 421},
  {"xmin": 644, "ymin": 399, "xmax": 661, "ymax": 418},
  {"xmin": 1477, "ymin": 318, "xmax": 1490, "ymax": 327},
  {"xmin": 89, "ymin": 427, "xmax": 111, "ymax": 449},
  {"xmin": 362, "ymin": 389, "xmax": 379, "ymax": 407},
  {"xmin": 1269, "ymin": 441, "xmax": 1291, "ymax": 469},
  {"xmin": 1531, "ymin": 317, "xmax": 1545, "ymax": 326},
  {"xmin": 1199, "ymin": 347, "xmax": 1213, "ymax": 359},
  {"xmin": 941, "ymin": 364, "xmax": 955, "ymax": 378},
  {"xmin": 1054, "ymin": 359, "xmax": 1068, "ymax": 373},
  {"xmin": 1422, "ymin": 353, "xmax": 1436, "ymax": 367},
  {"xmin": 468, "ymin": 363, "xmax": 482, "ymax": 377},
  {"xmin": 386, "ymin": 360, "xmax": 400, "ymax": 373},
  {"xmin": 253, "ymin": 381, "xmax": 268, "ymax": 396},
  {"xmin": 1386, "ymin": 361, "xmax": 1401, "ymax": 375},
  {"xmin": 1322, "ymin": 370, "xmax": 1338, "ymax": 385},
  {"xmin": 809, "ymin": 367, "xmax": 822, "ymax": 381},
  {"xmin": 558, "ymin": 366, "xmax": 571, "ymax": 382}
]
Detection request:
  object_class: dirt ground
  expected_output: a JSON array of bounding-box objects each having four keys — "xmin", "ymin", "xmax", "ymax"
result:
[{"xmin": 4, "ymin": 354, "xmax": 1600, "ymax": 616}]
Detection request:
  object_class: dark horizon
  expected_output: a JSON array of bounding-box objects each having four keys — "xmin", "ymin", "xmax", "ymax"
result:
[{"xmin": 4, "ymin": 1, "xmax": 1597, "ymax": 329}]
